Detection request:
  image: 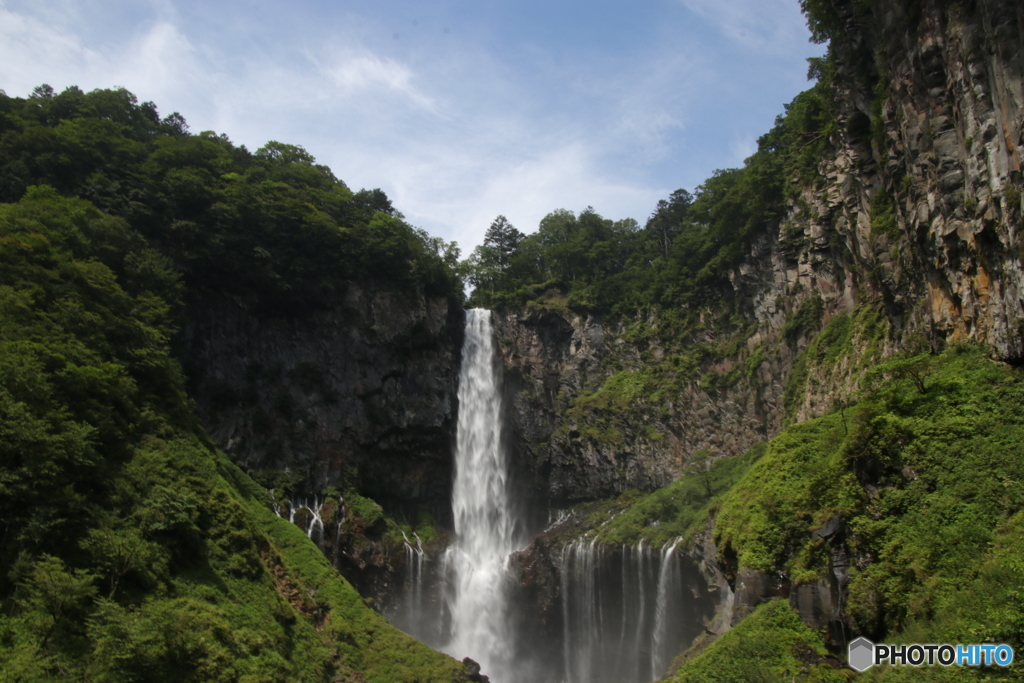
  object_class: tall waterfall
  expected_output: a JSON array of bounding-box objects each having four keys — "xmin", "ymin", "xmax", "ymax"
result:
[
  {"xmin": 444, "ymin": 309, "xmax": 518, "ymax": 677},
  {"xmin": 384, "ymin": 308, "xmax": 716, "ymax": 682}
]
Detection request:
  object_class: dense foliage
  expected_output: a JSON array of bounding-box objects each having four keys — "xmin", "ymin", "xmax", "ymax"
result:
[
  {"xmin": 715, "ymin": 344, "xmax": 1024, "ymax": 646},
  {"xmin": 0, "ymin": 187, "xmax": 192, "ymax": 586},
  {"xmin": 669, "ymin": 600, "xmax": 852, "ymax": 682},
  {"xmin": 563, "ymin": 443, "xmax": 767, "ymax": 549},
  {"xmin": 0, "ymin": 85, "xmax": 462, "ymax": 313},
  {"xmin": 0, "ymin": 146, "xmax": 466, "ymax": 681}
]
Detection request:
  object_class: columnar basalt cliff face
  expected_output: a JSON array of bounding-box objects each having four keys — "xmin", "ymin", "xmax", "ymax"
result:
[
  {"xmin": 181, "ymin": 285, "xmax": 464, "ymax": 508},
  {"xmin": 779, "ymin": 0, "xmax": 1024, "ymax": 417},
  {"xmin": 493, "ymin": 0, "xmax": 1024, "ymax": 504},
  {"xmin": 863, "ymin": 0, "xmax": 1024, "ymax": 355}
]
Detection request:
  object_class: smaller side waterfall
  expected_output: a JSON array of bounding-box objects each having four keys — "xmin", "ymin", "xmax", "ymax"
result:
[
  {"xmin": 274, "ymin": 497, "xmax": 328, "ymax": 547},
  {"xmin": 560, "ymin": 539, "xmax": 605, "ymax": 683},
  {"xmin": 559, "ymin": 538, "xmax": 697, "ymax": 683},
  {"xmin": 389, "ymin": 536, "xmax": 450, "ymax": 650},
  {"xmin": 652, "ymin": 538, "xmax": 682, "ymax": 676},
  {"xmin": 392, "ymin": 530, "xmax": 436, "ymax": 644},
  {"xmin": 401, "ymin": 531, "xmax": 426, "ymax": 626}
]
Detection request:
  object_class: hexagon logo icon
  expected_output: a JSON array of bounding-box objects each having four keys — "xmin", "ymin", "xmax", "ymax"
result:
[{"xmin": 848, "ymin": 637, "xmax": 875, "ymax": 672}]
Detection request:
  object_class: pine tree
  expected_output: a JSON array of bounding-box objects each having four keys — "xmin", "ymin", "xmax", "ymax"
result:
[{"xmin": 482, "ymin": 215, "xmax": 524, "ymax": 269}]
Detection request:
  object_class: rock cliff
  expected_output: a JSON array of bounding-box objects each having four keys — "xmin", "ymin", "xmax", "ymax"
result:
[
  {"xmin": 181, "ymin": 284, "xmax": 464, "ymax": 511},
  {"xmin": 493, "ymin": 308, "xmax": 780, "ymax": 502}
]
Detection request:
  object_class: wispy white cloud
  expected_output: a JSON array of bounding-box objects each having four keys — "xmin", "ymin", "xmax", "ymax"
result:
[
  {"xmin": 310, "ymin": 50, "xmax": 439, "ymax": 113},
  {"xmin": 0, "ymin": 7, "xmax": 103, "ymax": 94},
  {"xmin": 115, "ymin": 22, "xmax": 204, "ymax": 105},
  {"xmin": 679, "ymin": 0, "xmax": 810, "ymax": 54},
  {"xmin": 0, "ymin": 7, "xmax": 204, "ymax": 115},
  {"xmin": 604, "ymin": 49, "xmax": 704, "ymax": 163},
  {"xmin": 381, "ymin": 139, "xmax": 663, "ymax": 250}
]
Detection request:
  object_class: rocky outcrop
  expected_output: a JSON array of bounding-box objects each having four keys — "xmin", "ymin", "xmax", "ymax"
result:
[
  {"xmin": 686, "ymin": 522, "xmax": 735, "ymax": 637},
  {"xmin": 777, "ymin": 0, "xmax": 1024, "ymax": 418},
  {"xmin": 181, "ymin": 283, "xmax": 463, "ymax": 509}
]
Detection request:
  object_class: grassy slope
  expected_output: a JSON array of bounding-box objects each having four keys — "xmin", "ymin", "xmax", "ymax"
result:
[
  {"xmin": 2, "ymin": 436, "xmax": 467, "ymax": 682},
  {"xmin": 564, "ymin": 443, "xmax": 767, "ymax": 549},
  {"xmin": 714, "ymin": 344, "xmax": 1024, "ymax": 641},
  {"xmin": 231, "ymin": 467, "xmax": 464, "ymax": 683},
  {"xmin": 666, "ymin": 601, "xmax": 853, "ymax": 683}
]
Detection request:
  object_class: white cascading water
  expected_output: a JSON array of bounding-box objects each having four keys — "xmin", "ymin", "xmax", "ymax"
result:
[
  {"xmin": 444, "ymin": 309, "xmax": 517, "ymax": 677},
  {"xmin": 559, "ymin": 537, "xmax": 689, "ymax": 683},
  {"xmin": 560, "ymin": 538, "xmax": 605, "ymax": 683},
  {"xmin": 274, "ymin": 497, "xmax": 326, "ymax": 547},
  {"xmin": 401, "ymin": 530, "xmax": 426, "ymax": 625},
  {"xmin": 652, "ymin": 538, "xmax": 682, "ymax": 677}
]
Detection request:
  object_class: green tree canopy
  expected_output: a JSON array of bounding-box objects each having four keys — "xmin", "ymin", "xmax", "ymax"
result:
[{"xmin": 0, "ymin": 85, "xmax": 463, "ymax": 313}]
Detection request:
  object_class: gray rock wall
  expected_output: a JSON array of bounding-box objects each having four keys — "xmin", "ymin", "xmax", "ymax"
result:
[{"xmin": 181, "ymin": 284, "xmax": 463, "ymax": 508}]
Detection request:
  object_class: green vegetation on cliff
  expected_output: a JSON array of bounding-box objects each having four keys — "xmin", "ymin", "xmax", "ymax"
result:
[
  {"xmin": 0, "ymin": 155, "xmax": 466, "ymax": 680},
  {"xmin": 583, "ymin": 338, "xmax": 1024, "ymax": 680},
  {"xmin": 567, "ymin": 443, "xmax": 766, "ymax": 549},
  {"xmin": 715, "ymin": 343, "xmax": 1024, "ymax": 646}
]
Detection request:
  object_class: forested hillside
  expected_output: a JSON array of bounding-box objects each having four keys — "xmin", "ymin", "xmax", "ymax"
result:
[
  {"xmin": 463, "ymin": 76, "xmax": 831, "ymax": 322},
  {"xmin": 0, "ymin": 88, "xmax": 470, "ymax": 681},
  {"xmin": 0, "ymin": 85, "xmax": 461, "ymax": 313}
]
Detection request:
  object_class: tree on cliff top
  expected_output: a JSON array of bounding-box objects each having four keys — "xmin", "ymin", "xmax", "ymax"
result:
[{"xmin": 484, "ymin": 215, "xmax": 524, "ymax": 269}]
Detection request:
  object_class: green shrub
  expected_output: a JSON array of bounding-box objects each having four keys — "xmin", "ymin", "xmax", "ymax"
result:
[{"xmin": 669, "ymin": 600, "xmax": 853, "ymax": 682}]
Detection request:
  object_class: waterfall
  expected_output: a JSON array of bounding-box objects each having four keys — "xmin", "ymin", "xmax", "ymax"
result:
[
  {"xmin": 560, "ymin": 538, "xmax": 608, "ymax": 683},
  {"xmin": 559, "ymin": 538, "xmax": 690, "ymax": 683},
  {"xmin": 304, "ymin": 497, "xmax": 325, "ymax": 546},
  {"xmin": 652, "ymin": 538, "xmax": 682, "ymax": 676},
  {"xmin": 380, "ymin": 307, "xmax": 713, "ymax": 682},
  {"xmin": 444, "ymin": 309, "xmax": 518, "ymax": 677},
  {"xmin": 413, "ymin": 532, "xmax": 425, "ymax": 613},
  {"xmin": 275, "ymin": 497, "xmax": 326, "ymax": 548},
  {"xmin": 634, "ymin": 539, "xmax": 651, "ymax": 681},
  {"xmin": 401, "ymin": 530, "xmax": 427, "ymax": 630},
  {"xmin": 333, "ymin": 496, "xmax": 344, "ymax": 565}
]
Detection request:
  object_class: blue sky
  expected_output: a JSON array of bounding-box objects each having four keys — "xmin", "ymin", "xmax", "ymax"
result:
[{"xmin": 0, "ymin": 0, "xmax": 824, "ymax": 252}]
